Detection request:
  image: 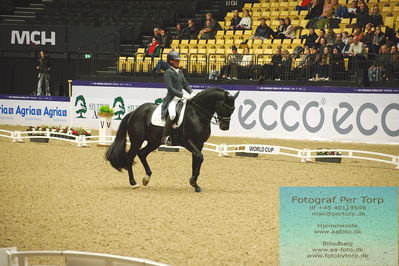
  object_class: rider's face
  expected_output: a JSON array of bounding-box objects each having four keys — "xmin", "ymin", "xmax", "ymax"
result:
[{"xmin": 171, "ymin": 59, "xmax": 180, "ymax": 68}]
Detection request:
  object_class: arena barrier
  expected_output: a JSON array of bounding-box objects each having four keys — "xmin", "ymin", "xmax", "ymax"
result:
[
  {"xmin": 0, "ymin": 247, "xmax": 168, "ymax": 266},
  {"xmin": 1, "ymin": 129, "xmax": 398, "ymax": 169}
]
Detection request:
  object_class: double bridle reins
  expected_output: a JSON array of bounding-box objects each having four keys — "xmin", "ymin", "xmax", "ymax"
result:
[{"xmin": 189, "ymin": 99, "xmax": 233, "ymax": 125}]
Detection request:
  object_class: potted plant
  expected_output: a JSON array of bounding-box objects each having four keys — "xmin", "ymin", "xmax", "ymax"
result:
[
  {"xmin": 98, "ymin": 105, "xmax": 114, "ymax": 146},
  {"xmin": 315, "ymin": 149, "xmax": 343, "ymax": 163}
]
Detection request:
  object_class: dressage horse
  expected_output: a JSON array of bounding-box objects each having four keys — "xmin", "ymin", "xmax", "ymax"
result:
[{"xmin": 106, "ymin": 87, "xmax": 239, "ymax": 192}]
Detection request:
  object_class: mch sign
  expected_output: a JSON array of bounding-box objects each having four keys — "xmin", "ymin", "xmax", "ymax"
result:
[{"xmin": 11, "ymin": 30, "xmax": 56, "ymax": 45}]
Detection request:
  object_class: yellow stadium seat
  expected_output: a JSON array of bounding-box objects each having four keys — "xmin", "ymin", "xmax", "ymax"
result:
[
  {"xmin": 263, "ymin": 39, "xmax": 273, "ymax": 45},
  {"xmin": 384, "ymin": 17, "xmax": 395, "ymax": 28},
  {"xmin": 271, "ymin": 11, "xmax": 280, "ymax": 17},
  {"xmin": 216, "ymin": 39, "xmax": 224, "ymax": 45},
  {"xmin": 243, "ymin": 3, "xmax": 253, "ymax": 9},
  {"xmin": 118, "ymin": 57, "xmax": 126, "ymax": 72},
  {"xmin": 198, "ymin": 39, "xmax": 207, "ymax": 45},
  {"xmin": 136, "ymin": 48, "xmax": 145, "ymax": 54},
  {"xmin": 180, "ymin": 39, "xmax": 189, "ymax": 45},
  {"xmin": 126, "ymin": 57, "xmax": 134, "ymax": 72}
]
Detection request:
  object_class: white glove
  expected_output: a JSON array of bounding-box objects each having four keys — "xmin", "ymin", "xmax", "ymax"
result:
[{"xmin": 182, "ymin": 94, "xmax": 191, "ymax": 100}]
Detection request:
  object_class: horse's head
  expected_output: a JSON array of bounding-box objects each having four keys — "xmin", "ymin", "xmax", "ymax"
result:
[{"xmin": 215, "ymin": 91, "xmax": 239, "ymax": 130}]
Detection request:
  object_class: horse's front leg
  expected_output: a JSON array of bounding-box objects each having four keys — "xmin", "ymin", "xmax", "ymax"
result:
[{"xmin": 186, "ymin": 140, "xmax": 204, "ymax": 192}]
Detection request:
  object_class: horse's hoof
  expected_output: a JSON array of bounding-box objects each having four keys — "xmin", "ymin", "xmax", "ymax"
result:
[
  {"xmin": 194, "ymin": 186, "xmax": 202, "ymax": 193},
  {"xmin": 131, "ymin": 184, "xmax": 141, "ymax": 189},
  {"xmin": 142, "ymin": 175, "xmax": 151, "ymax": 186}
]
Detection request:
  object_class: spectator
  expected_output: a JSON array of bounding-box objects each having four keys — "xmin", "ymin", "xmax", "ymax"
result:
[
  {"xmin": 259, "ymin": 48, "xmax": 282, "ymax": 81},
  {"xmin": 236, "ymin": 10, "xmax": 252, "ymax": 30},
  {"xmin": 391, "ymin": 45, "xmax": 399, "ymax": 78},
  {"xmin": 343, "ymin": 36, "xmax": 354, "ymax": 55},
  {"xmin": 332, "ymin": 33, "xmax": 345, "ymax": 53},
  {"xmin": 392, "ymin": 29, "xmax": 399, "ymax": 46},
  {"xmin": 221, "ymin": 46, "xmax": 240, "ymax": 80},
  {"xmin": 204, "ymin": 12, "xmax": 218, "ymax": 30},
  {"xmin": 275, "ymin": 18, "xmax": 287, "ymax": 39},
  {"xmin": 356, "ymin": 2, "xmax": 370, "ymax": 28},
  {"xmin": 318, "ymin": 37, "xmax": 329, "ymax": 53},
  {"xmin": 321, "ymin": 0, "xmax": 336, "ymax": 18},
  {"xmin": 342, "ymin": 31, "xmax": 349, "ymax": 45},
  {"xmin": 239, "ymin": 47, "xmax": 255, "ymax": 79},
  {"xmin": 296, "ymin": 0, "xmax": 312, "ymax": 11},
  {"xmin": 277, "ymin": 49, "xmax": 292, "ymax": 80},
  {"xmin": 229, "ymin": 10, "xmax": 242, "ymax": 30},
  {"xmin": 304, "ymin": 28, "xmax": 318, "ymax": 48},
  {"xmin": 368, "ymin": 44, "xmax": 393, "ymax": 81},
  {"xmin": 315, "ymin": 29, "xmax": 326, "ymax": 47},
  {"xmin": 362, "ymin": 23, "xmax": 374, "ymax": 48},
  {"xmin": 325, "ymin": 28, "xmax": 337, "ymax": 45},
  {"xmin": 305, "ymin": 0, "xmax": 323, "ymax": 20},
  {"xmin": 182, "ymin": 19, "xmax": 197, "ymax": 39},
  {"xmin": 317, "ymin": 46, "xmax": 332, "ymax": 80},
  {"xmin": 294, "ymin": 47, "xmax": 311, "ymax": 79},
  {"xmin": 347, "ymin": 1, "xmax": 358, "ymax": 18},
  {"xmin": 357, "ymin": 0, "xmax": 369, "ymax": 13},
  {"xmin": 159, "ymin": 28, "xmax": 171, "ymax": 48},
  {"xmin": 370, "ymin": 26, "xmax": 386, "ymax": 54},
  {"xmin": 308, "ymin": 46, "xmax": 321, "ymax": 81},
  {"xmin": 144, "ymin": 37, "xmax": 161, "ymax": 58},
  {"xmin": 369, "ymin": 5, "xmax": 383, "ymax": 27},
  {"xmin": 199, "ymin": 19, "xmax": 216, "ymax": 40},
  {"xmin": 349, "ymin": 35, "xmax": 366, "ymax": 55},
  {"xmin": 152, "ymin": 27, "xmax": 161, "ymax": 43},
  {"xmin": 36, "ymin": 50, "xmax": 51, "ymax": 96},
  {"xmin": 174, "ymin": 24, "xmax": 184, "ymax": 40},
  {"xmin": 282, "ymin": 18, "xmax": 296, "ymax": 39},
  {"xmin": 253, "ymin": 18, "xmax": 274, "ymax": 40},
  {"xmin": 353, "ymin": 27, "xmax": 364, "ymax": 41},
  {"xmin": 331, "ymin": 47, "xmax": 345, "ymax": 80},
  {"xmin": 333, "ymin": 0, "xmax": 349, "ymax": 18}
]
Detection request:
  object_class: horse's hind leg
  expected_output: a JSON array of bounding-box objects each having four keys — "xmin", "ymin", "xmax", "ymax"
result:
[
  {"xmin": 126, "ymin": 140, "xmax": 143, "ymax": 188},
  {"xmin": 138, "ymin": 142, "xmax": 159, "ymax": 186}
]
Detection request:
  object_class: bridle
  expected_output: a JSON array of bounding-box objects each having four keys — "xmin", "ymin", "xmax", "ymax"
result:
[{"xmin": 189, "ymin": 99, "xmax": 234, "ymax": 125}]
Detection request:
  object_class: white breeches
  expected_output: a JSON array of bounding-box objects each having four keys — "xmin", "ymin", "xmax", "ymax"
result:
[{"xmin": 168, "ymin": 96, "xmax": 180, "ymax": 120}]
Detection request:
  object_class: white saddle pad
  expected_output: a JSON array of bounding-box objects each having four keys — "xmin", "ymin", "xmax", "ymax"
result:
[{"xmin": 150, "ymin": 100, "xmax": 188, "ymax": 128}]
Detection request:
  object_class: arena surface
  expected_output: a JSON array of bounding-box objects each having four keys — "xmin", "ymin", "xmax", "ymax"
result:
[{"xmin": 0, "ymin": 125, "xmax": 398, "ymax": 266}]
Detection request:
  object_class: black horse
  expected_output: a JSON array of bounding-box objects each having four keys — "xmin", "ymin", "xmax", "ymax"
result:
[{"xmin": 106, "ymin": 87, "xmax": 239, "ymax": 192}]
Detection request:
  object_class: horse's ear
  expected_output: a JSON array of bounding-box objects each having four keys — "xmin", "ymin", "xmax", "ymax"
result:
[{"xmin": 233, "ymin": 91, "xmax": 240, "ymax": 100}]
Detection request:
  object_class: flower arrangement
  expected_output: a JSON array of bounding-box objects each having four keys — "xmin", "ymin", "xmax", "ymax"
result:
[
  {"xmin": 316, "ymin": 149, "xmax": 343, "ymax": 156},
  {"xmin": 27, "ymin": 125, "xmax": 91, "ymax": 138},
  {"xmin": 98, "ymin": 105, "xmax": 114, "ymax": 117}
]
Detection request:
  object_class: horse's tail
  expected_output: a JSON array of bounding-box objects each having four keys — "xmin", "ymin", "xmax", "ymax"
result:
[{"xmin": 105, "ymin": 113, "xmax": 130, "ymax": 171}]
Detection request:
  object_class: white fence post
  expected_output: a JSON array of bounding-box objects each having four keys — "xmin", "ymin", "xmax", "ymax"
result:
[
  {"xmin": 396, "ymin": 156, "xmax": 399, "ymax": 169},
  {"xmin": 11, "ymin": 131, "xmax": 23, "ymax": 143},
  {"xmin": 0, "ymin": 247, "xmax": 17, "ymax": 266},
  {"xmin": 77, "ymin": 135, "xmax": 88, "ymax": 148}
]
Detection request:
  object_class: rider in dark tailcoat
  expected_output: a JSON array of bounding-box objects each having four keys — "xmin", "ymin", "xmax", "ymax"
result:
[{"xmin": 161, "ymin": 51, "xmax": 193, "ymax": 145}]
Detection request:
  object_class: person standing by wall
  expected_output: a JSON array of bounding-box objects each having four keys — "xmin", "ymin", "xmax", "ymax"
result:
[{"xmin": 36, "ymin": 50, "xmax": 51, "ymax": 96}]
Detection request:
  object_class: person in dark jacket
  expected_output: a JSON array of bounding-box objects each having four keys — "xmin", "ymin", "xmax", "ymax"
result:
[
  {"xmin": 331, "ymin": 47, "xmax": 345, "ymax": 80},
  {"xmin": 161, "ymin": 51, "xmax": 193, "ymax": 145},
  {"xmin": 159, "ymin": 28, "xmax": 171, "ymax": 48},
  {"xmin": 182, "ymin": 19, "xmax": 197, "ymax": 39},
  {"xmin": 368, "ymin": 44, "xmax": 393, "ymax": 80},
  {"xmin": 304, "ymin": 28, "xmax": 318, "ymax": 48},
  {"xmin": 362, "ymin": 23, "xmax": 374, "ymax": 48},
  {"xmin": 356, "ymin": 2, "xmax": 370, "ymax": 28},
  {"xmin": 36, "ymin": 50, "xmax": 51, "ymax": 96},
  {"xmin": 253, "ymin": 18, "xmax": 274, "ymax": 40},
  {"xmin": 305, "ymin": 0, "xmax": 323, "ymax": 20},
  {"xmin": 369, "ymin": 5, "xmax": 383, "ymax": 27},
  {"xmin": 229, "ymin": 10, "xmax": 242, "ymax": 30}
]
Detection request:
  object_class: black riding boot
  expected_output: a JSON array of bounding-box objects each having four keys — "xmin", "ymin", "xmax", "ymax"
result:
[{"xmin": 161, "ymin": 118, "xmax": 173, "ymax": 146}]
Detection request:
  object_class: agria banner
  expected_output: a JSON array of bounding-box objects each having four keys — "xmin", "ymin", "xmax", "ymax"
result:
[
  {"xmin": 0, "ymin": 95, "xmax": 70, "ymax": 126},
  {"xmin": 71, "ymin": 81, "xmax": 399, "ymax": 144}
]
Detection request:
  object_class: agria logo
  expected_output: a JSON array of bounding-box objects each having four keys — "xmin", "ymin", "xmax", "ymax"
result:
[
  {"xmin": 75, "ymin": 95, "xmax": 87, "ymax": 118},
  {"xmin": 113, "ymin": 96, "xmax": 125, "ymax": 120}
]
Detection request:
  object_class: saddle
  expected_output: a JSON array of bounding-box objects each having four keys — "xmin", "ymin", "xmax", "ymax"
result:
[{"xmin": 150, "ymin": 100, "xmax": 188, "ymax": 129}]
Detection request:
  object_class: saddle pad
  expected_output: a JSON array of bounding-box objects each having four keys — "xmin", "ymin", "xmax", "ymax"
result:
[{"xmin": 150, "ymin": 100, "xmax": 187, "ymax": 128}]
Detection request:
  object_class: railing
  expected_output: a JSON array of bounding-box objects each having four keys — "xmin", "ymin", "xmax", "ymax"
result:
[
  {"xmin": 1, "ymin": 129, "xmax": 398, "ymax": 169},
  {"xmin": 79, "ymin": 51, "xmax": 399, "ymax": 84},
  {"xmin": 0, "ymin": 247, "xmax": 168, "ymax": 266}
]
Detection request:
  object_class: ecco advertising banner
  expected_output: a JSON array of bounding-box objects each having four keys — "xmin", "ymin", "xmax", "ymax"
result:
[
  {"xmin": 0, "ymin": 95, "xmax": 70, "ymax": 125},
  {"xmin": 71, "ymin": 81, "xmax": 399, "ymax": 144},
  {"xmin": 0, "ymin": 25, "xmax": 66, "ymax": 51}
]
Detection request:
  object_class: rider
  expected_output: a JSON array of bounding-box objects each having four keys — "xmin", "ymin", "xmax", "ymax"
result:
[{"xmin": 161, "ymin": 51, "xmax": 193, "ymax": 145}]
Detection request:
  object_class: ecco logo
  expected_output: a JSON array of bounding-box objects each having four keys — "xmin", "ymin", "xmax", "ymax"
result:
[
  {"xmin": 11, "ymin": 30, "xmax": 56, "ymax": 45},
  {"xmin": 238, "ymin": 99, "xmax": 399, "ymax": 137}
]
